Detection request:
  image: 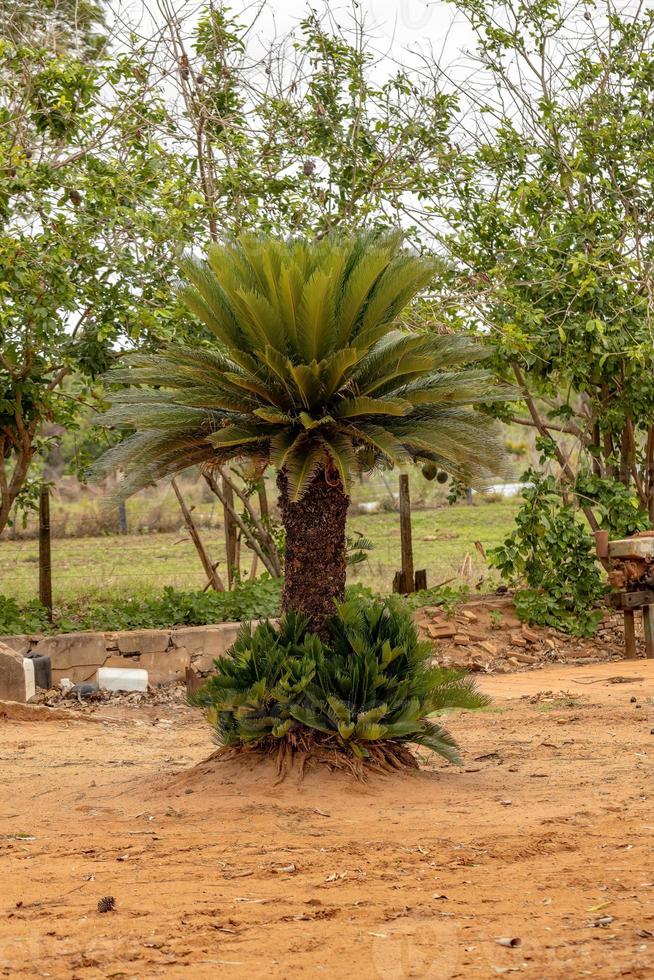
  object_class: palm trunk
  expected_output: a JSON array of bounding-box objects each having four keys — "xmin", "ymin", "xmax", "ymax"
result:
[{"xmin": 277, "ymin": 468, "xmax": 349, "ymax": 636}]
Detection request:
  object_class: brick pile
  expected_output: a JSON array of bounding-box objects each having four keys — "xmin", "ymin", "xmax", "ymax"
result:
[{"xmin": 415, "ymin": 595, "xmax": 628, "ymax": 673}]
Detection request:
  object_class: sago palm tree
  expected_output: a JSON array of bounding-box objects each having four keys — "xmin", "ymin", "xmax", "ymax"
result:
[{"xmin": 95, "ymin": 231, "xmax": 508, "ymax": 632}]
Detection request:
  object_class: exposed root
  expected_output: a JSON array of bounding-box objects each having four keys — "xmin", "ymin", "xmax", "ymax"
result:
[{"xmin": 207, "ymin": 730, "xmax": 421, "ymax": 782}]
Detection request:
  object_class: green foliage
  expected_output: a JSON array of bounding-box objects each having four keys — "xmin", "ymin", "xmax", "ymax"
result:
[
  {"xmin": 191, "ymin": 596, "xmax": 488, "ymax": 764},
  {"xmin": 0, "ymin": 28, "xmax": 196, "ymax": 532},
  {"xmin": 345, "ymin": 530, "xmax": 373, "ymax": 567},
  {"xmin": 488, "ymin": 471, "xmax": 606, "ymax": 636},
  {"xmin": 403, "ymin": 584, "xmax": 469, "ymax": 615},
  {"xmin": 186, "ymin": 7, "xmax": 458, "ymax": 239},
  {"xmin": 0, "ymin": 594, "xmax": 51, "ymax": 634},
  {"xmin": 95, "ymin": 232, "xmax": 511, "ymax": 501},
  {"xmin": 0, "ymin": 577, "xmax": 282, "ymax": 636},
  {"xmin": 574, "ymin": 473, "xmax": 650, "ymax": 539},
  {"xmin": 439, "ymin": 0, "xmax": 654, "ymax": 517},
  {"xmin": 1, "ymin": 0, "xmax": 106, "ymax": 52}
]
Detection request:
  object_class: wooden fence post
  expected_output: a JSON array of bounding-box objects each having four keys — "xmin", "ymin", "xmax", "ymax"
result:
[
  {"xmin": 223, "ymin": 474, "xmax": 238, "ymax": 589},
  {"xmin": 39, "ymin": 484, "xmax": 53, "ymax": 620},
  {"xmin": 399, "ymin": 474, "xmax": 414, "ymax": 593}
]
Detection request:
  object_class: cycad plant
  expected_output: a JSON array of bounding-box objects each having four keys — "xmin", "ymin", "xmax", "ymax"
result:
[
  {"xmin": 190, "ymin": 596, "xmax": 490, "ymax": 773},
  {"xmin": 95, "ymin": 231, "xmax": 507, "ymax": 632}
]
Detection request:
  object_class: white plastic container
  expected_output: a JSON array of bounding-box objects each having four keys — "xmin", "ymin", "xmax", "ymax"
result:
[
  {"xmin": 22, "ymin": 657, "xmax": 35, "ymax": 701},
  {"xmin": 97, "ymin": 667, "xmax": 148, "ymax": 693}
]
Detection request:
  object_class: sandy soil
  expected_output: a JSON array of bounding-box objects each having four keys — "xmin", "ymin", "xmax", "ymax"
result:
[{"xmin": 2, "ymin": 660, "xmax": 654, "ymax": 979}]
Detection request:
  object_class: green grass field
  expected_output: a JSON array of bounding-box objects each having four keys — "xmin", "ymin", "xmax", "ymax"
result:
[{"xmin": 0, "ymin": 499, "xmax": 519, "ymax": 608}]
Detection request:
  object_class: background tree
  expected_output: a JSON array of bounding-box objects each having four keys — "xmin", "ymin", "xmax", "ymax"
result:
[
  {"xmin": 154, "ymin": 1, "xmax": 456, "ymax": 240},
  {"xmin": 0, "ymin": 3, "xmax": 196, "ymax": 532},
  {"xmin": 435, "ymin": 0, "xmax": 654, "ymax": 526}
]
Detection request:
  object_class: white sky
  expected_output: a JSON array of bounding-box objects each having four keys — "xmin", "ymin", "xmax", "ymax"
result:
[
  {"xmin": 242, "ymin": 0, "xmax": 476, "ymax": 70},
  {"xmin": 114, "ymin": 0, "xmax": 477, "ymax": 75},
  {"xmin": 257, "ymin": 0, "xmax": 470, "ymax": 48}
]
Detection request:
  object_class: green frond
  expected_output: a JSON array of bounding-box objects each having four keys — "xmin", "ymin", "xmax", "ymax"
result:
[
  {"xmin": 349, "ymin": 423, "xmax": 412, "ymax": 467},
  {"xmin": 232, "ymin": 288, "xmax": 288, "ymax": 352},
  {"xmin": 334, "ymin": 396, "xmax": 413, "ymax": 418},
  {"xmin": 335, "ymin": 249, "xmax": 394, "ymax": 346},
  {"xmin": 319, "ymin": 431, "xmax": 356, "ymax": 494},
  {"xmin": 284, "ymin": 439, "xmax": 326, "ymax": 501},
  {"xmin": 320, "ymin": 347, "xmax": 361, "ymax": 398},
  {"xmin": 354, "ymin": 255, "xmax": 437, "ymax": 348},
  {"xmin": 298, "ymin": 412, "xmax": 334, "ymax": 430},
  {"xmin": 95, "ymin": 231, "xmax": 510, "ymax": 500},
  {"xmin": 253, "ymin": 407, "xmax": 293, "ymax": 424},
  {"xmin": 287, "ymin": 361, "xmax": 323, "ymax": 409},
  {"xmin": 296, "ymin": 268, "xmax": 334, "ymax": 362},
  {"xmin": 270, "ymin": 430, "xmax": 304, "ymax": 470},
  {"xmin": 207, "ymin": 425, "xmax": 266, "ymax": 448}
]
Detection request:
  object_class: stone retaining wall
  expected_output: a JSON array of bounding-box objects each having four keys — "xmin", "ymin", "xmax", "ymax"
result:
[{"xmin": 0, "ymin": 622, "xmax": 246, "ymax": 685}]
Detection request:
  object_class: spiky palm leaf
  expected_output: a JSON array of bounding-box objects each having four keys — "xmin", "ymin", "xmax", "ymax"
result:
[{"xmin": 94, "ymin": 231, "xmax": 510, "ymax": 500}]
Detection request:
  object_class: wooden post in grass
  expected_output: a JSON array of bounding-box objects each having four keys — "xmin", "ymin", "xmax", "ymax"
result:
[
  {"xmin": 39, "ymin": 484, "xmax": 53, "ymax": 620},
  {"xmin": 222, "ymin": 473, "xmax": 238, "ymax": 589},
  {"xmin": 392, "ymin": 475, "xmax": 426, "ymax": 594},
  {"xmin": 624, "ymin": 608, "xmax": 637, "ymax": 660},
  {"xmin": 171, "ymin": 477, "xmax": 224, "ymax": 592},
  {"xmin": 399, "ymin": 474, "xmax": 414, "ymax": 593},
  {"xmin": 643, "ymin": 606, "xmax": 654, "ymax": 659}
]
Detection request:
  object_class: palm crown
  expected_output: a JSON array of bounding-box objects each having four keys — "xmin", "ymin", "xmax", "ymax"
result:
[{"xmin": 96, "ymin": 231, "xmax": 506, "ymax": 500}]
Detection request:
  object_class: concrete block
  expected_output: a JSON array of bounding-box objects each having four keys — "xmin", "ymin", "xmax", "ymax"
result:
[
  {"xmin": 172, "ymin": 623, "xmax": 242, "ymax": 673},
  {"xmin": 0, "ymin": 642, "xmax": 35, "ymax": 702},
  {"xmin": 140, "ymin": 647, "xmax": 190, "ymax": 683},
  {"xmin": 115, "ymin": 629, "xmax": 171, "ymax": 656},
  {"xmin": 33, "ymin": 632, "xmax": 108, "ymax": 684},
  {"xmin": 105, "ymin": 647, "xmax": 191, "ymax": 684},
  {"xmin": 0, "ymin": 635, "xmax": 31, "ymax": 657}
]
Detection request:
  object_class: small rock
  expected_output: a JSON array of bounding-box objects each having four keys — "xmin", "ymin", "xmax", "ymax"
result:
[
  {"xmin": 428, "ymin": 625, "xmax": 457, "ymax": 640},
  {"xmin": 509, "ymin": 634, "xmax": 527, "ymax": 648},
  {"xmin": 69, "ymin": 683, "xmax": 99, "ymax": 699},
  {"xmin": 588, "ymin": 915, "xmax": 614, "ymax": 928}
]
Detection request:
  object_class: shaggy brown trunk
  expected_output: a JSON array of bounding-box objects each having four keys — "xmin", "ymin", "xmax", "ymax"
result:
[{"xmin": 277, "ymin": 468, "xmax": 349, "ymax": 636}]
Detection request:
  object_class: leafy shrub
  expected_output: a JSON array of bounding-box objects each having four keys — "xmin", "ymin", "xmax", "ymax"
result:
[
  {"xmin": 191, "ymin": 596, "xmax": 489, "ymax": 766},
  {"xmin": 404, "ymin": 584, "xmax": 470, "ymax": 615},
  {"xmin": 488, "ymin": 470, "xmax": 606, "ymax": 636},
  {"xmin": 0, "ymin": 577, "xmax": 282, "ymax": 635},
  {"xmin": 72, "ymin": 577, "xmax": 283, "ymax": 631},
  {"xmin": 0, "ymin": 594, "xmax": 51, "ymax": 635},
  {"xmin": 574, "ymin": 473, "xmax": 650, "ymax": 538}
]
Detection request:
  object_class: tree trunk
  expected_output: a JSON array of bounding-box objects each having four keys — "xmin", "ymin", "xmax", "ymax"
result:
[
  {"xmin": 277, "ymin": 468, "xmax": 349, "ymax": 636},
  {"xmin": 647, "ymin": 425, "xmax": 654, "ymax": 526},
  {"xmin": 0, "ymin": 440, "xmax": 34, "ymax": 537}
]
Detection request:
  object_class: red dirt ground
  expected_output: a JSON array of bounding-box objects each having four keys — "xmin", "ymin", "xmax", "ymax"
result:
[{"xmin": 1, "ymin": 659, "xmax": 654, "ymax": 979}]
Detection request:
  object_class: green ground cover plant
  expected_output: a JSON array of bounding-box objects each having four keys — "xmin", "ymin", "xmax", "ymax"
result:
[{"xmin": 0, "ymin": 578, "xmax": 282, "ymax": 635}]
